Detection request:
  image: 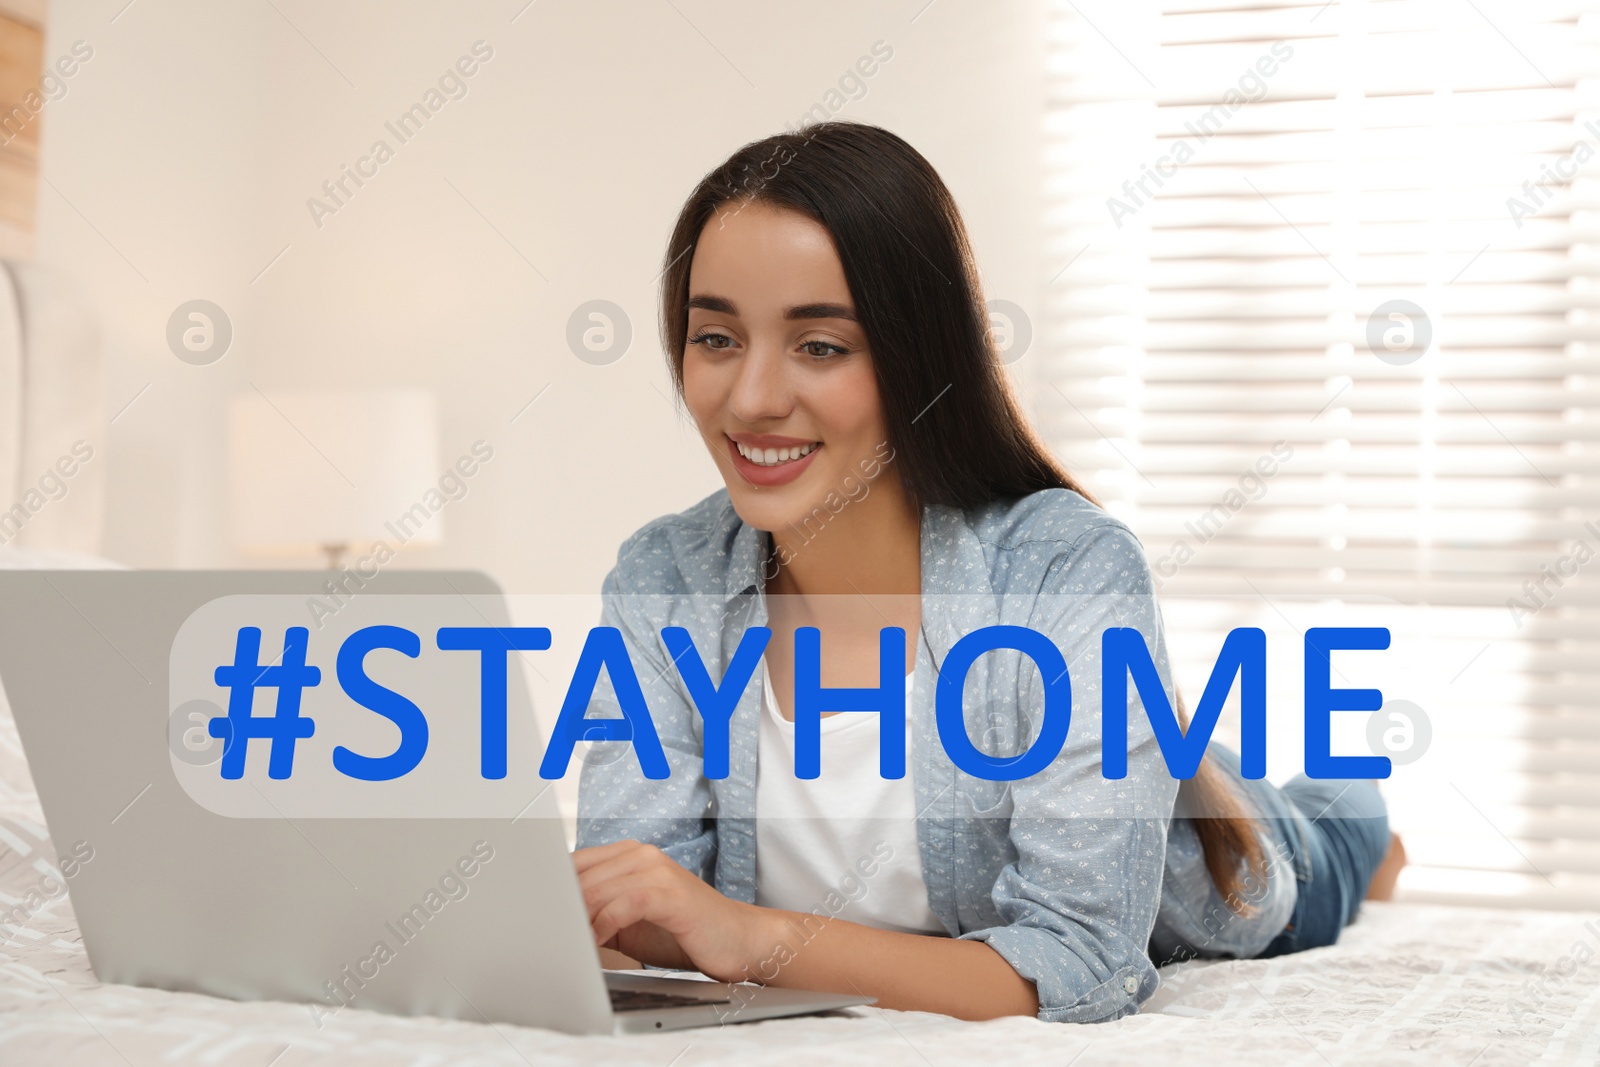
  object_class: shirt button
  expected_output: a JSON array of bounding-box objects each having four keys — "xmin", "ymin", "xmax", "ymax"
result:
[{"xmin": 1123, "ymin": 976, "xmax": 1139, "ymax": 994}]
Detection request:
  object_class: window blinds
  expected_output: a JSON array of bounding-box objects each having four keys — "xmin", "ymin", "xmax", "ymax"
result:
[{"xmin": 1041, "ymin": 0, "xmax": 1600, "ymax": 909}]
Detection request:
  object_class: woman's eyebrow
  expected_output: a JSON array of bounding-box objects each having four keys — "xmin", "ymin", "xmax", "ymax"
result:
[
  {"xmin": 785, "ymin": 302, "xmax": 857, "ymax": 322},
  {"xmin": 687, "ymin": 294, "xmax": 737, "ymax": 314}
]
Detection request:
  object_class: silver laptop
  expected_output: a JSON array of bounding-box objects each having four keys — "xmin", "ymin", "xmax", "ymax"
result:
[{"xmin": 0, "ymin": 569, "xmax": 870, "ymax": 1034}]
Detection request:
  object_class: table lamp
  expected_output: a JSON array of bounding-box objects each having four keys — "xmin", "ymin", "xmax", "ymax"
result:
[{"xmin": 227, "ymin": 388, "xmax": 441, "ymax": 568}]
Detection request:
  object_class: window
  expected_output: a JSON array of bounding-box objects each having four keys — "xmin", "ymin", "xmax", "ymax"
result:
[{"xmin": 1043, "ymin": 0, "xmax": 1600, "ymax": 908}]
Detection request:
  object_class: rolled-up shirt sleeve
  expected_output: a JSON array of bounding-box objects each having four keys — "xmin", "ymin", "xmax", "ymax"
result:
[{"xmin": 956, "ymin": 522, "xmax": 1178, "ymax": 1023}]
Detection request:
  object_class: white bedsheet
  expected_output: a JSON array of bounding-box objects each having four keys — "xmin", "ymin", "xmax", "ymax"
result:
[{"xmin": 3, "ymin": 702, "xmax": 1597, "ymax": 1066}]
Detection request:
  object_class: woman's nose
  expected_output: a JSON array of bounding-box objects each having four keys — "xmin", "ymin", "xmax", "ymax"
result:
[{"xmin": 727, "ymin": 344, "xmax": 793, "ymax": 424}]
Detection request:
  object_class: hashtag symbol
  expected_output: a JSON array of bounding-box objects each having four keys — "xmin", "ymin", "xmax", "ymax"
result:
[{"xmin": 208, "ymin": 626, "xmax": 321, "ymax": 780}]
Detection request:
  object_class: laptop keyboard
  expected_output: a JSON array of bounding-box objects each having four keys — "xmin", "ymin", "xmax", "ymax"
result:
[{"xmin": 609, "ymin": 987, "xmax": 732, "ymax": 1012}]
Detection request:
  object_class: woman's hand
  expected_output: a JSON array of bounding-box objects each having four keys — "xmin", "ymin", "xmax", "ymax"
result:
[
  {"xmin": 573, "ymin": 840, "xmax": 776, "ymax": 982},
  {"xmin": 574, "ymin": 839, "xmax": 1037, "ymax": 1018}
]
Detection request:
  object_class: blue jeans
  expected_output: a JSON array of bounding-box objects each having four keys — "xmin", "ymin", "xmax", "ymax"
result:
[{"xmin": 1252, "ymin": 775, "xmax": 1390, "ymax": 958}]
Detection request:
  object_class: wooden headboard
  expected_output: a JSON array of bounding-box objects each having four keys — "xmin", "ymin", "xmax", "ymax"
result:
[{"xmin": 0, "ymin": 0, "xmax": 45, "ymax": 260}]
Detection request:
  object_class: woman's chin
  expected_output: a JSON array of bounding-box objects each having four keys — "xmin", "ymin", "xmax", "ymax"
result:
[
  {"xmin": 721, "ymin": 478, "xmax": 841, "ymax": 537},
  {"xmin": 723, "ymin": 488, "xmax": 807, "ymax": 535}
]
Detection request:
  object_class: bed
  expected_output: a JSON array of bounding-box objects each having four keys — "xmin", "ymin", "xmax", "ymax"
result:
[
  {"xmin": 2, "ymin": 270, "xmax": 1597, "ymax": 1065},
  {"xmin": 2, "ymin": 688, "xmax": 1597, "ymax": 1067}
]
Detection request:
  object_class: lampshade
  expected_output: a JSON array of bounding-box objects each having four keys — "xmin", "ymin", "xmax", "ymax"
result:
[{"xmin": 227, "ymin": 388, "xmax": 442, "ymax": 557}]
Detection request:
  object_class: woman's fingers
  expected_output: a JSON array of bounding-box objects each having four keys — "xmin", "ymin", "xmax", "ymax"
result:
[
  {"xmin": 572, "ymin": 841, "xmax": 729, "ymax": 974},
  {"xmin": 573, "ymin": 844, "xmax": 708, "ymax": 971},
  {"xmin": 591, "ymin": 885, "xmax": 663, "ymax": 948},
  {"xmin": 576, "ymin": 847, "xmax": 754, "ymax": 980},
  {"xmin": 572, "ymin": 838, "xmax": 642, "ymax": 873},
  {"xmin": 577, "ymin": 841, "xmax": 664, "ymax": 887},
  {"xmin": 582, "ymin": 863, "xmax": 667, "ymax": 924},
  {"xmin": 576, "ymin": 844, "xmax": 676, "ymax": 921}
]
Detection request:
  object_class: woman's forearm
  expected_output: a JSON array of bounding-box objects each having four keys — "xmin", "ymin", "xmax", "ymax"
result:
[
  {"xmin": 576, "ymin": 842, "xmax": 1039, "ymax": 1019},
  {"xmin": 743, "ymin": 906, "xmax": 1039, "ymax": 1020}
]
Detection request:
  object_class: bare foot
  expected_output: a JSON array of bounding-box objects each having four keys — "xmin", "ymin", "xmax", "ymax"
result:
[{"xmin": 1365, "ymin": 833, "xmax": 1406, "ymax": 901}]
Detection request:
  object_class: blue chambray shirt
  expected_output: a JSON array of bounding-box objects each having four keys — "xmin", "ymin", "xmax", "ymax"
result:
[{"xmin": 575, "ymin": 487, "xmax": 1179, "ymax": 1023}]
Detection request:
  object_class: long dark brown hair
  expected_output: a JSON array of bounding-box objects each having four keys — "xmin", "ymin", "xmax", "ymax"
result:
[{"xmin": 659, "ymin": 121, "xmax": 1264, "ymax": 907}]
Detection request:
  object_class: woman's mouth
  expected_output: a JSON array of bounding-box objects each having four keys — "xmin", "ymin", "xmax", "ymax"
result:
[
  {"xmin": 733, "ymin": 440, "xmax": 819, "ymax": 466},
  {"xmin": 725, "ymin": 434, "xmax": 822, "ymax": 487}
]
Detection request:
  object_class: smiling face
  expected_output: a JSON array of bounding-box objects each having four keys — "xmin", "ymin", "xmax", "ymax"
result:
[{"xmin": 680, "ymin": 199, "xmax": 900, "ymax": 537}]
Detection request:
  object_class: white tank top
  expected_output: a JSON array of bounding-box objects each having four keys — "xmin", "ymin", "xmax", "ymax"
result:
[{"xmin": 753, "ymin": 658, "xmax": 945, "ymax": 935}]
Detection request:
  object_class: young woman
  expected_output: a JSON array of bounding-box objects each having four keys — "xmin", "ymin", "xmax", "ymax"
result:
[{"xmin": 573, "ymin": 122, "xmax": 1402, "ymax": 1023}]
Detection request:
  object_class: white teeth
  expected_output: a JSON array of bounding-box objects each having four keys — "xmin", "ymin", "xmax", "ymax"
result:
[{"xmin": 735, "ymin": 440, "xmax": 819, "ymax": 466}]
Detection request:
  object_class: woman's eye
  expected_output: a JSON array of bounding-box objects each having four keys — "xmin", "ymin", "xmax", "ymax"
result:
[
  {"xmin": 800, "ymin": 339, "xmax": 848, "ymax": 359},
  {"xmin": 688, "ymin": 331, "xmax": 735, "ymax": 351}
]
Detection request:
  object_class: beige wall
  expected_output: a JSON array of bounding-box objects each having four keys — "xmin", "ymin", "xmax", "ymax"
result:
[{"xmin": 38, "ymin": 0, "xmax": 1044, "ymax": 592}]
